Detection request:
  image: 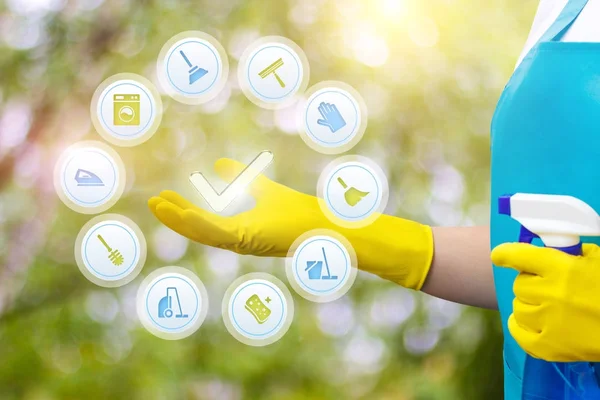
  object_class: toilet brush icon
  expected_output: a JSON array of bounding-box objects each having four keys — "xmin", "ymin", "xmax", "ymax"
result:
[{"xmin": 97, "ymin": 234, "xmax": 124, "ymax": 266}]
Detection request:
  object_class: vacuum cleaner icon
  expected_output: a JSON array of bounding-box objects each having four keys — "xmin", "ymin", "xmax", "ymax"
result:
[{"xmin": 158, "ymin": 287, "xmax": 189, "ymax": 319}]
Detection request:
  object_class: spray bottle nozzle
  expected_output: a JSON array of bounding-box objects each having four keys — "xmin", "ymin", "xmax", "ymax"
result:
[
  {"xmin": 498, "ymin": 195, "xmax": 512, "ymax": 216},
  {"xmin": 519, "ymin": 225, "xmax": 539, "ymax": 244},
  {"xmin": 498, "ymin": 193, "xmax": 600, "ymax": 254}
]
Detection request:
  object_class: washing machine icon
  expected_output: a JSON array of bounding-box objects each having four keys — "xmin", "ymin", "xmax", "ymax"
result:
[{"xmin": 113, "ymin": 94, "xmax": 140, "ymax": 126}]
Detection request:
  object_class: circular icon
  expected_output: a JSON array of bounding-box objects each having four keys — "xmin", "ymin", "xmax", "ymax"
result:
[
  {"xmin": 222, "ymin": 273, "xmax": 294, "ymax": 347},
  {"xmin": 238, "ymin": 36, "xmax": 310, "ymax": 109},
  {"xmin": 286, "ymin": 230, "xmax": 357, "ymax": 303},
  {"xmin": 137, "ymin": 266, "xmax": 209, "ymax": 340},
  {"xmin": 298, "ymin": 81, "xmax": 368, "ymax": 154},
  {"xmin": 157, "ymin": 31, "xmax": 229, "ymax": 105},
  {"xmin": 317, "ymin": 155, "xmax": 389, "ymax": 228},
  {"xmin": 75, "ymin": 214, "xmax": 146, "ymax": 287},
  {"xmin": 54, "ymin": 141, "xmax": 126, "ymax": 214},
  {"xmin": 91, "ymin": 73, "xmax": 163, "ymax": 147}
]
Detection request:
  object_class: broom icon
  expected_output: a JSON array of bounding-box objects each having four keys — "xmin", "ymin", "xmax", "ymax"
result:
[{"xmin": 97, "ymin": 234, "xmax": 124, "ymax": 266}]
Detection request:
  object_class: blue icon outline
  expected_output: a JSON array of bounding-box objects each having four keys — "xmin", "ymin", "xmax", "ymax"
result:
[
  {"xmin": 247, "ymin": 45, "xmax": 301, "ymax": 100},
  {"xmin": 99, "ymin": 82, "xmax": 154, "ymax": 137},
  {"xmin": 63, "ymin": 149, "xmax": 117, "ymax": 206},
  {"xmin": 294, "ymin": 238, "xmax": 349, "ymax": 293},
  {"xmin": 83, "ymin": 223, "xmax": 138, "ymax": 278},
  {"xmin": 325, "ymin": 164, "xmax": 381, "ymax": 220},
  {"xmin": 306, "ymin": 90, "xmax": 359, "ymax": 146},
  {"xmin": 166, "ymin": 40, "xmax": 220, "ymax": 95},
  {"xmin": 146, "ymin": 276, "xmax": 199, "ymax": 331},
  {"xmin": 231, "ymin": 282, "xmax": 285, "ymax": 337}
]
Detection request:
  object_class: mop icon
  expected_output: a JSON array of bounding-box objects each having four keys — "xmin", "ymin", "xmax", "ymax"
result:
[{"xmin": 305, "ymin": 247, "xmax": 338, "ymax": 280}]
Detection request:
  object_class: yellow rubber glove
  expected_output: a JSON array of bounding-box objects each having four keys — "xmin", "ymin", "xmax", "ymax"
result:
[
  {"xmin": 148, "ymin": 158, "xmax": 434, "ymax": 290},
  {"xmin": 492, "ymin": 242, "xmax": 600, "ymax": 362}
]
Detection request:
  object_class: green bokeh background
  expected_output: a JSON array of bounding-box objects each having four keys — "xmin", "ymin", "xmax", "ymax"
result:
[{"xmin": 0, "ymin": 0, "xmax": 538, "ymax": 398}]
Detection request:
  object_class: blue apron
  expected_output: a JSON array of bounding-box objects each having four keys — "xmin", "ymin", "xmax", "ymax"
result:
[{"xmin": 490, "ymin": 0, "xmax": 600, "ymax": 398}]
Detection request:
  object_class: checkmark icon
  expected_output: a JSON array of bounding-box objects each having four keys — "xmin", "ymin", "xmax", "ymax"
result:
[{"xmin": 189, "ymin": 151, "xmax": 274, "ymax": 213}]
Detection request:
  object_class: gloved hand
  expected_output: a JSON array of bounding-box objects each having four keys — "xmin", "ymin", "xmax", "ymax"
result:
[
  {"xmin": 492, "ymin": 242, "xmax": 600, "ymax": 362},
  {"xmin": 148, "ymin": 158, "xmax": 434, "ymax": 290}
]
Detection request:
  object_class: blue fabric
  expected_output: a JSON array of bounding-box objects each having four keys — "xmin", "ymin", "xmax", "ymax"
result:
[{"xmin": 489, "ymin": 0, "xmax": 600, "ymax": 398}]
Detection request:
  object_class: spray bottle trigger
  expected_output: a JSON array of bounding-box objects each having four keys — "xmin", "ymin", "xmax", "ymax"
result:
[{"xmin": 519, "ymin": 225, "xmax": 539, "ymax": 244}]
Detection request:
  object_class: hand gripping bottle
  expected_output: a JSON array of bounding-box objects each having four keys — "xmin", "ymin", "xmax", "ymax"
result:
[{"xmin": 499, "ymin": 193, "xmax": 600, "ymax": 399}]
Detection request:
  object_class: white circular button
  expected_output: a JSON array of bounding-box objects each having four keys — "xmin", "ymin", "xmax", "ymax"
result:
[
  {"xmin": 91, "ymin": 73, "xmax": 163, "ymax": 147},
  {"xmin": 137, "ymin": 266, "xmax": 209, "ymax": 340},
  {"xmin": 286, "ymin": 230, "xmax": 357, "ymax": 303},
  {"xmin": 157, "ymin": 31, "xmax": 229, "ymax": 105},
  {"xmin": 75, "ymin": 214, "xmax": 146, "ymax": 287},
  {"xmin": 317, "ymin": 155, "xmax": 389, "ymax": 228},
  {"xmin": 298, "ymin": 81, "xmax": 368, "ymax": 154},
  {"xmin": 238, "ymin": 36, "xmax": 309, "ymax": 109},
  {"xmin": 54, "ymin": 141, "xmax": 126, "ymax": 214},
  {"xmin": 222, "ymin": 273, "xmax": 294, "ymax": 346}
]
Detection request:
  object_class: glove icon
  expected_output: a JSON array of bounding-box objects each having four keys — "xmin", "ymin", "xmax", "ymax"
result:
[{"xmin": 317, "ymin": 102, "xmax": 346, "ymax": 133}]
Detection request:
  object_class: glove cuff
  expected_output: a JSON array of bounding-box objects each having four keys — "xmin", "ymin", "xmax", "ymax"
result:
[
  {"xmin": 413, "ymin": 225, "xmax": 434, "ymax": 290},
  {"xmin": 348, "ymin": 216, "xmax": 434, "ymax": 290}
]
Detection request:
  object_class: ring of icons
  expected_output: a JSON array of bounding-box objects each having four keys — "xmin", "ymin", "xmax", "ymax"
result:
[{"xmin": 57, "ymin": 31, "xmax": 387, "ymax": 344}]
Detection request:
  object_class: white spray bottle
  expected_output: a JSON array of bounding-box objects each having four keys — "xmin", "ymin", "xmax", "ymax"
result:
[
  {"xmin": 499, "ymin": 193, "xmax": 600, "ymax": 388},
  {"xmin": 499, "ymin": 193, "xmax": 600, "ymax": 255}
]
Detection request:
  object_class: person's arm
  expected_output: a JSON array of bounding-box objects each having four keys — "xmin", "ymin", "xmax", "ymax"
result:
[
  {"xmin": 149, "ymin": 158, "xmax": 497, "ymax": 309},
  {"xmin": 423, "ymin": 226, "xmax": 496, "ymax": 309}
]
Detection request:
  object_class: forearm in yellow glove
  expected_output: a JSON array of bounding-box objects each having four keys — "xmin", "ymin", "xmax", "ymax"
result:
[
  {"xmin": 492, "ymin": 243, "xmax": 600, "ymax": 362},
  {"xmin": 148, "ymin": 158, "xmax": 433, "ymax": 290}
]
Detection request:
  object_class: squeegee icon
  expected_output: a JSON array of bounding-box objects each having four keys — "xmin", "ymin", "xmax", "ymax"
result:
[{"xmin": 258, "ymin": 58, "xmax": 286, "ymax": 88}]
